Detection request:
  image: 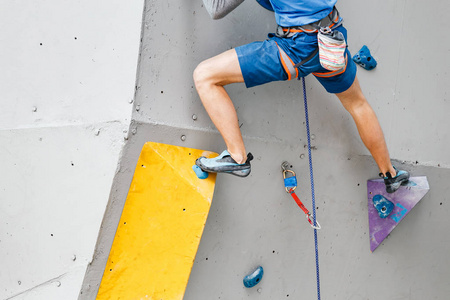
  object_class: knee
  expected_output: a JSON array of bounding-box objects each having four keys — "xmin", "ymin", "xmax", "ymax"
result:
[
  {"xmin": 338, "ymin": 88, "xmax": 368, "ymax": 115},
  {"xmin": 346, "ymin": 96, "xmax": 373, "ymax": 118},
  {"xmin": 193, "ymin": 60, "xmax": 213, "ymax": 91}
]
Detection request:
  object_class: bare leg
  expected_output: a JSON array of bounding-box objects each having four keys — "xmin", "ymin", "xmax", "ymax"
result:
[
  {"xmin": 193, "ymin": 49, "xmax": 247, "ymax": 163},
  {"xmin": 336, "ymin": 77, "xmax": 396, "ymax": 177}
]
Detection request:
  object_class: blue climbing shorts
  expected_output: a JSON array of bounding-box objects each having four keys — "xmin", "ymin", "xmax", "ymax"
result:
[{"xmin": 235, "ymin": 25, "xmax": 357, "ymax": 94}]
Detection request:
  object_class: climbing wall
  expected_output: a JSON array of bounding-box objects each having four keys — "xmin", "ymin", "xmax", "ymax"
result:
[
  {"xmin": 0, "ymin": 0, "xmax": 143, "ymax": 299},
  {"xmin": 79, "ymin": 0, "xmax": 450, "ymax": 299},
  {"xmin": 3, "ymin": 0, "xmax": 450, "ymax": 299},
  {"xmin": 96, "ymin": 142, "xmax": 217, "ymax": 299}
]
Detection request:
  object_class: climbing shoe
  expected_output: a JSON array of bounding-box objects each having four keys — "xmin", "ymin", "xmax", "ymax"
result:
[
  {"xmin": 195, "ymin": 150, "xmax": 253, "ymax": 177},
  {"xmin": 379, "ymin": 167, "xmax": 410, "ymax": 193}
]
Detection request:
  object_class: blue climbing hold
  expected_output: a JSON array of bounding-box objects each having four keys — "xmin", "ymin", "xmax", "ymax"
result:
[
  {"xmin": 192, "ymin": 165, "xmax": 209, "ymax": 179},
  {"xmin": 352, "ymin": 45, "xmax": 377, "ymax": 70},
  {"xmin": 372, "ymin": 194, "xmax": 394, "ymax": 218},
  {"xmin": 243, "ymin": 266, "xmax": 264, "ymax": 288}
]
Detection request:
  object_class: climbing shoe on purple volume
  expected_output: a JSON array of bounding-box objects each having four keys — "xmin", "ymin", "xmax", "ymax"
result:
[
  {"xmin": 195, "ymin": 150, "xmax": 253, "ymax": 177},
  {"xmin": 379, "ymin": 167, "xmax": 410, "ymax": 193}
]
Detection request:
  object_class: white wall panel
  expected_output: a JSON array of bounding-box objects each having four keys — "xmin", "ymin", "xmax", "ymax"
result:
[{"xmin": 0, "ymin": 0, "xmax": 143, "ymax": 299}]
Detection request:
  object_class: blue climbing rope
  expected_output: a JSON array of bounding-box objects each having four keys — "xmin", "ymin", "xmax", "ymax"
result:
[{"xmin": 301, "ymin": 77, "xmax": 321, "ymax": 300}]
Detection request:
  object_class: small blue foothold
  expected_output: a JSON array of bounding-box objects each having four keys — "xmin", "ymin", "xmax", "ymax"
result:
[
  {"xmin": 373, "ymin": 194, "xmax": 394, "ymax": 218},
  {"xmin": 192, "ymin": 165, "xmax": 208, "ymax": 179},
  {"xmin": 352, "ymin": 45, "xmax": 377, "ymax": 70},
  {"xmin": 243, "ymin": 266, "xmax": 264, "ymax": 288}
]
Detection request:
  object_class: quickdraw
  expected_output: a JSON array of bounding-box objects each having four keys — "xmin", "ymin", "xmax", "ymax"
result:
[{"xmin": 281, "ymin": 161, "xmax": 321, "ymax": 230}]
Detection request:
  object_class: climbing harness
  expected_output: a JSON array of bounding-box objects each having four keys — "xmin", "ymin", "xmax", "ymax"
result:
[
  {"xmin": 275, "ymin": 6, "xmax": 348, "ymax": 80},
  {"xmin": 275, "ymin": 7, "xmax": 342, "ymax": 37},
  {"xmin": 281, "ymin": 161, "xmax": 321, "ymax": 230}
]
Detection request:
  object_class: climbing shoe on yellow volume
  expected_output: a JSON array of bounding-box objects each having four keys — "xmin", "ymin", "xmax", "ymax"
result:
[
  {"xmin": 380, "ymin": 167, "xmax": 410, "ymax": 193},
  {"xmin": 195, "ymin": 150, "xmax": 253, "ymax": 177}
]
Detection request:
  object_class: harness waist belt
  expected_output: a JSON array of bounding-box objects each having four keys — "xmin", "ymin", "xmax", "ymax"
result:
[{"xmin": 276, "ymin": 7, "xmax": 341, "ymax": 38}]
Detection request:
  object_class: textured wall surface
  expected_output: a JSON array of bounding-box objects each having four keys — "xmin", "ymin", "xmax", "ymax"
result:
[
  {"xmin": 106, "ymin": 0, "xmax": 448, "ymax": 299},
  {"xmin": 0, "ymin": 1, "xmax": 143, "ymax": 299},
  {"xmin": 4, "ymin": 0, "xmax": 449, "ymax": 299}
]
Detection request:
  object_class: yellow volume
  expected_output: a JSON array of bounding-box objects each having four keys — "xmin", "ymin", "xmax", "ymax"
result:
[{"xmin": 97, "ymin": 142, "xmax": 217, "ymax": 299}]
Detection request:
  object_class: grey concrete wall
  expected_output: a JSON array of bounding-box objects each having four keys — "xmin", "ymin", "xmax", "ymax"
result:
[
  {"xmin": 0, "ymin": 1, "xmax": 143, "ymax": 299},
  {"xmin": 84, "ymin": 0, "xmax": 450, "ymax": 299}
]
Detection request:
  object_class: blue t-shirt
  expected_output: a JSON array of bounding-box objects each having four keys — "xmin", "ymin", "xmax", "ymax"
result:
[{"xmin": 257, "ymin": 0, "xmax": 337, "ymax": 27}]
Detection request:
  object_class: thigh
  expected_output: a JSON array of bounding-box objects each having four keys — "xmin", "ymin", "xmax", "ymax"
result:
[
  {"xmin": 335, "ymin": 75, "xmax": 365, "ymax": 109},
  {"xmin": 197, "ymin": 49, "xmax": 245, "ymax": 86},
  {"xmin": 235, "ymin": 39, "xmax": 288, "ymax": 88},
  {"xmin": 313, "ymin": 48, "xmax": 357, "ymax": 93}
]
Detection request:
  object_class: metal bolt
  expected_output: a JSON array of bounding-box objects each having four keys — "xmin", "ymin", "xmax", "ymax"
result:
[
  {"xmin": 257, "ymin": 288, "xmax": 262, "ymax": 293},
  {"xmin": 72, "ymin": 255, "xmax": 77, "ymax": 261},
  {"xmin": 18, "ymin": 281, "xmax": 21, "ymax": 285},
  {"xmin": 300, "ymin": 154, "xmax": 305, "ymax": 159},
  {"xmin": 135, "ymin": 104, "xmax": 140, "ymax": 111},
  {"xmin": 32, "ymin": 106, "xmax": 37, "ymax": 112},
  {"xmin": 131, "ymin": 128, "xmax": 137, "ymax": 135},
  {"xmin": 54, "ymin": 281, "xmax": 61, "ymax": 287},
  {"xmin": 129, "ymin": 99, "xmax": 134, "ymax": 104},
  {"xmin": 192, "ymin": 114, "xmax": 198, "ymax": 121},
  {"xmin": 311, "ymin": 134, "xmax": 316, "ymax": 140},
  {"xmin": 95, "ymin": 129, "xmax": 100, "ymax": 136},
  {"xmin": 180, "ymin": 135, "xmax": 186, "ymax": 141}
]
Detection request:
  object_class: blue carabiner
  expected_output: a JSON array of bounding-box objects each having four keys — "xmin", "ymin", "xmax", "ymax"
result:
[{"xmin": 283, "ymin": 169, "xmax": 297, "ymax": 192}]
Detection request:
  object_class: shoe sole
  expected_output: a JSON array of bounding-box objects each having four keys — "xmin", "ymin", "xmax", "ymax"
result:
[
  {"xmin": 386, "ymin": 177, "xmax": 410, "ymax": 193},
  {"xmin": 225, "ymin": 168, "xmax": 251, "ymax": 177},
  {"xmin": 195, "ymin": 158, "xmax": 251, "ymax": 177}
]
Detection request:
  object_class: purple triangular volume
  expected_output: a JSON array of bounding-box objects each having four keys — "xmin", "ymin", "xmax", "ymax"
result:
[{"xmin": 367, "ymin": 176, "xmax": 429, "ymax": 252}]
